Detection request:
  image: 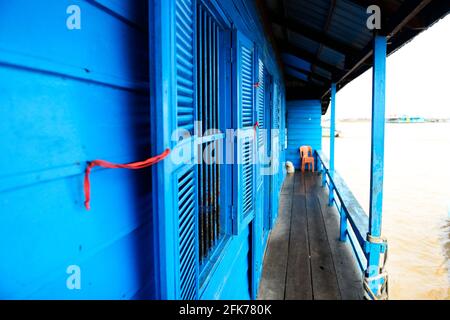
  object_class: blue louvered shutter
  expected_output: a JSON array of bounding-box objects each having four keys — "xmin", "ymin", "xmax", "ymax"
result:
[
  {"xmin": 174, "ymin": 0, "xmax": 198, "ymax": 300},
  {"xmin": 233, "ymin": 31, "xmax": 255, "ymax": 234},
  {"xmin": 256, "ymin": 59, "xmax": 265, "ymax": 186},
  {"xmin": 273, "ymin": 83, "xmax": 280, "ymax": 130},
  {"xmin": 176, "ymin": 167, "xmax": 197, "ymax": 300}
]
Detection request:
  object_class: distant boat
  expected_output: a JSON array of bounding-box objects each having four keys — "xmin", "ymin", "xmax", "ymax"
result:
[{"xmin": 387, "ymin": 116, "xmax": 425, "ymax": 123}]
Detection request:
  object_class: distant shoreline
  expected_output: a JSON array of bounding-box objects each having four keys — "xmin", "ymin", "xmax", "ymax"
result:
[{"xmin": 329, "ymin": 118, "xmax": 450, "ymax": 123}]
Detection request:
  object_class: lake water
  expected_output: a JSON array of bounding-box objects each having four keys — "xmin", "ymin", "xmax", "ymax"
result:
[{"xmin": 322, "ymin": 121, "xmax": 450, "ymax": 300}]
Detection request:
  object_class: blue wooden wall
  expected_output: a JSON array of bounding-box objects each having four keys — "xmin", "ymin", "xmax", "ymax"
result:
[
  {"xmin": 0, "ymin": 0, "xmax": 155, "ymax": 299},
  {"xmin": 286, "ymin": 100, "xmax": 322, "ymax": 169},
  {"xmin": 0, "ymin": 0, "xmax": 286, "ymax": 300}
]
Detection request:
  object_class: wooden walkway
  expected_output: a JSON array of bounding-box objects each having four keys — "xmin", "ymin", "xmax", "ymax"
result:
[{"xmin": 258, "ymin": 172, "xmax": 363, "ymax": 300}]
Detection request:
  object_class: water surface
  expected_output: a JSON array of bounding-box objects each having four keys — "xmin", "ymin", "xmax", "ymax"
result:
[{"xmin": 322, "ymin": 121, "xmax": 450, "ymax": 299}]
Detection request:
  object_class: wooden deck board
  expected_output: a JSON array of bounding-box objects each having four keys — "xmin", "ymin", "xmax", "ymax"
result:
[
  {"xmin": 280, "ymin": 173, "xmax": 294, "ymax": 195},
  {"xmin": 293, "ymin": 171, "xmax": 305, "ymax": 194},
  {"xmin": 258, "ymin": 172, "xmax": 363, "ymax": 300},
  {"xmin": 317, "ymin": 191, "xmax": 364, "ymax": 300},
  {"xmin": 257, "ymin": 193, "xmax": 293, "ymax": 299},
  {"xmin": 305, "ymin": 191, "xmax": 341, "ymax": 299},
  {"xmin": 285, "ymin": 194, "xmax": 312, "ymax": 299}
]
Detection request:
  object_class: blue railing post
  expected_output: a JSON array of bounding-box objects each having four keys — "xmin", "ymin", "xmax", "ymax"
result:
[
  {"xmin": 339, "ymin": 206, "xmax": 348, "ymax": 242},
  {"xmin": 365, "ymin": 35, "xmax": 387, "ymax": 298},
  {"xmin": 321, "ymin": 168, "xmax": 326, "ymax": 187},
  {"xmin": 328, "ymin": 83, "xmax": 336, "ymax": 206}
]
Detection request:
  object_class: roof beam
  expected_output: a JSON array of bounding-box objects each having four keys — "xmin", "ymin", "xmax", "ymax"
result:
[
  {"xmin": 312, "ymin": 0, "xmax": 337, "ymax": 93},
  {"xmin": 285, "ymin": 66, "xmax": 309, "ymax": 82},
  {"xmin": 281, "ymin": 53, "xmax": 312, "ymax": 72},
  {"xmin": 271, "ymin": 15, "xmax": 359, "ymax": 56},
  {"xmin": 280, "ymin": 43, "xmax": 343, "ymax": 76},
  {"xmin": 279, "ymin": 0, "xmax": 289, "ymax": 41},
  {"xmin": 386, "ymin": 0, "xmax": 433, "ymax": 38},
  {"xmin": 283, "ymin": 61, "xmax": 331, "ymax": 85}
]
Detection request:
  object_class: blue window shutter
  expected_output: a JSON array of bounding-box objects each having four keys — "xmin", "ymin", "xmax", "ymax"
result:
[
  {"xmin": 174, "ymin": 0, "xmax": 198, "ymax": 299},
  {"xmin": 176, "ymin": 167, "xmax": 197, "ymax": 299},
  {"xmin": 256, "ymin": 58, "xmax": 265, "ymax": 186},
  {"xmin": 233, "ymin": 30, "xmax": 255, "ymax": 235},
  {"xmin": 273, "ymin": 83, "xmax": 280, "ymax": 130},
  {"xmin": 176, "ymin": 0, "xmax": 196, "ymax": 134}
]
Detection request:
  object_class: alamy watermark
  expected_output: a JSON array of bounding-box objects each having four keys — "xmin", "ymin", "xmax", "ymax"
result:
[
  {"xmin": 366, "ymin": 5, "xmax": 382, "ymax": 30},
  {"xmin": 66, "ymin": 265, "xmax": 81, "ymax": 290},
  {"xmin": 169, "ymin": 122, "xmax": 281, "ymax": 176},
  {"xmin": 66, "ymin": 5, "xmax": 81, "ymax": 30}
]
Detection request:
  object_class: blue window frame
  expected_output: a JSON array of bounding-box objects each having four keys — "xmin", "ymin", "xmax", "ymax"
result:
[{"xmin": 195, "ymin": 0, "xmax": 233, "ymax": 285}]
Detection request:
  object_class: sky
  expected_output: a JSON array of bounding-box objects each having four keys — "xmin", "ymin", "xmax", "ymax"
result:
[{"xmin": 325, "ymin": 14, "xmax": 450, "ymax": 120}]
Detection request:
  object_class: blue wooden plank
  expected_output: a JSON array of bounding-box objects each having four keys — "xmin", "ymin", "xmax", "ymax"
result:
[{"xmin": 0, "ymin": 0, "xmax": 149, "ymax": 91}]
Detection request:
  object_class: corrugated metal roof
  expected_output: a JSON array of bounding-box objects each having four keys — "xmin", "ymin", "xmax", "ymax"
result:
[
  {"xmin": 285, "ymin": 0, "xmax": 330, "ymax": 31},
  {"xmin": 328, "ymin": 0, "xmax": 372, "ymax": 49},
  {"xmin": 318, "ymin": 46, "xmax": 345, "ymax": 70},
  {"xmin": 287, "ymin": 31, "xmax": 321, "ymax": 55},
  {"xmin": 314, "ymin": 66, "xmax": 332, "ymax": 80},
  {"xmin": 258, "ymin": 0, "xmax": 450, "ymax": 113}
]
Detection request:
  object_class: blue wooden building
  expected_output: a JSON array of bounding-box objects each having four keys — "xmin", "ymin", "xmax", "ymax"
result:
[{"xmin": 0, "ymin": 0, "xmax": 448, "ymax": 300}]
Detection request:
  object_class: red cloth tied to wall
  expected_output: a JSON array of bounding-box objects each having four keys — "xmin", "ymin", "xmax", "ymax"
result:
[{"xmin": 84, "ymin": 148, "xmax": 171, "ymax": 210}]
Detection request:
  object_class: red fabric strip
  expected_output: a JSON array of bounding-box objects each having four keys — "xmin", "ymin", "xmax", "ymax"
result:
[
  {"xmin": 84, "ymin": 148, "xmax": 171, "ymax": 210},
  {"xmin": 253, "ymin": 121, "xmax": 259, "ymax": 137}
]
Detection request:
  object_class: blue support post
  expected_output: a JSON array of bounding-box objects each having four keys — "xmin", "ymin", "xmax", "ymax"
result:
[
  {"xmin": 365, "ymin": 35, "xmax": 387, "ymax": 298},
  {"xmin": 330, "ymin": 83, "xmax": 336, "ymax": 172},
  {"xmin": 328, "ymin": 83, "xmax": 336, "ymax": 206}
]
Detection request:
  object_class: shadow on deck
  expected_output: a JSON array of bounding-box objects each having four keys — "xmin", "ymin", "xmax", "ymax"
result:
[{"xmin": 258, "ymin": 172, "xmax": 363, "ymax": 300}]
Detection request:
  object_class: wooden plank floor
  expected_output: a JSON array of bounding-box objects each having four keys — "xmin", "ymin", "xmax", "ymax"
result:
[{"xmin": 258, "ymin": 172, "xmax": 363, "ymax": 300}]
